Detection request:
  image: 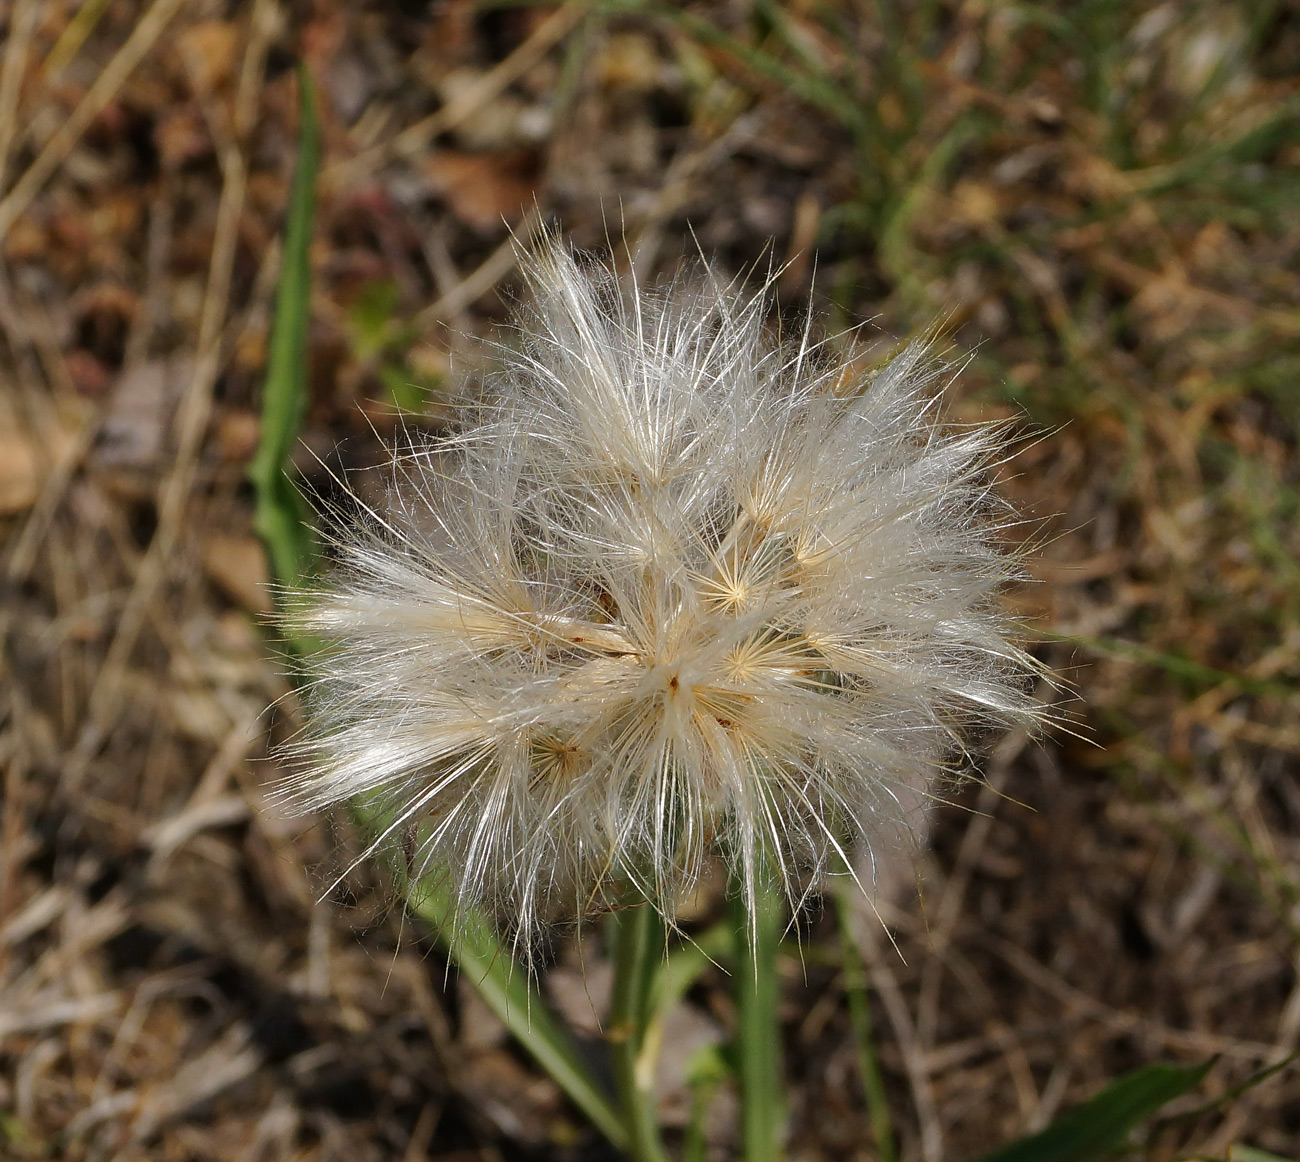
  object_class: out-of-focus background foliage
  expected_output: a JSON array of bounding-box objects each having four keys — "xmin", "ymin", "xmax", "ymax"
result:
[{"xmin": 1, "ymin": 1, "xmax": 1298, "ymax": 1158}]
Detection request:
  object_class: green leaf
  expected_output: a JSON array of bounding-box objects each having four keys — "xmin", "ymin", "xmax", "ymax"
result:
[
  {"xmin": 649, "ymin": 921, "xmax": 730, "ymax": 1026},
  {"xmin": 730, "ymin": 875, "xmax": 786, "ymax": 1162},
  {"xmin": 346, "ymin": 279, "xmax": 402, "ymax": 361},
  {"xmin": 682, "ymin": 1043, "xmax": 730, "ymax": 1162},
  {"xmin": 250, "ymin": 64, "xmax": 320, "ymax": 600},
  {"xmin": 609, "ymin": 904, "xmax": 671, "ymax": 1162},
  {"xmin": 405, "ymin": 875, "xmax": 629, "ymax": 1152},
  {"xmin": 974, "ymin": 1061, "xmax": 1212, "ymax": 1162},
  {"xmin": 250, "ymin": 67, "xmax": 628, "ymax": 1156},
  {"xmin": 1229, "ymin": 1148, "xmax": 1298, "ymax": 1162}
]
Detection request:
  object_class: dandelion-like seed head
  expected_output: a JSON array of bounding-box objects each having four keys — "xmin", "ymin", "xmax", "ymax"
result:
[{"xmin": 284, "ymin": 236, "xmax": 1044, "ymax": 952}]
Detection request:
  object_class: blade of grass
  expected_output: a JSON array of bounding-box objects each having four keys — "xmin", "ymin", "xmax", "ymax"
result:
[
  {"xmin": 610, "ymin": 903, "xmax": 670, "ymax": 1162},
  {"xmin": 251, "ymin": 67, "xmax": 627, "ymax": 1155},
  {"xmin": 682, "ymin": 1044, "xmax": 729, "ymax": 1162},
  {"xmin": 1157, "ymin": 1050, "xmax": 1297, "ymax": 1129},
  {"xmin": 41, "ymin": 0, "xmax": 114, "ymax": 77},
  {"xmin": 730, "ymin": 877, "xmax": 785, "ymax": 1162},
  {"xmin": 405, "ymin": 871, "xmax": 628, "ymax": 1151},
  {"xmin": 1136, "ymin": 99, "xmax": 1300, "ymax": 198},
  {"xmin": 632, "ymin": 2, "xmax": 868, "ymax": 137},
  {"xmin": 649, "ymin": 920, "xmax": 731, "ymax": 1027},
  {"xmin": 1046, "ymin": 630, "xmax": 1297, "ymax": 701},
  {"xmin": 973, "ymin": 1060, "xmax": 1212, "ymax": 1162},
  {"xmin": 249, "ymin": 65, "xmax": 319, "ymax": 604}
]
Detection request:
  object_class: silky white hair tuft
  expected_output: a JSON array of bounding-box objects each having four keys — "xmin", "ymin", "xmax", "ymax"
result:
[{"xmin": 281, "ymin": 236, "xmax": 1045, "ymax": 951}]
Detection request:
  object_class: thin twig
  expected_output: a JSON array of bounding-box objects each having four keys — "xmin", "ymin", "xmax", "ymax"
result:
[
  {"xmin": 66, "ymin": 14, "xmax": 264, "ymax": 786},
  {"xmin": 235, "ymin": 0, "xmax": 280, "ymax": 141},
  {"xmin": 413, "ymin": 205, "xmax": 543, "ymax": 332},
  {"xmin": 915, "ymin": 728, "xmax": 1028, "ymax": 1050},
  {"xmin": 0, "ymin": 0, "xmax": 39, "ymax": 193},
  {"xmin": 322, "ymin": 2, "xmax": 584, "ymax": 191},
  {"xmin": 987, "ymin": 935, "xmax": 1282, "ymax": 1062},
  {"xmin": 844, "ymin": 912, "xmax": 944, "ymax": 1162},
  {"xmin": 0, "ymin": 0, "xmax": 188, "ymax": 244},
  {"xmin": 0, "ymin": 266, "xmax": 95, "ymax": 588}
]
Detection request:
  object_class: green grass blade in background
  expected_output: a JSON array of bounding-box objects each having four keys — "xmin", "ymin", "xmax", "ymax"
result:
[
  {"xmin": 406, "ymin": 874, "xmax": 629, "ymax": 1151},
  {"xmin": 249, "ymin": 65, "xmax": 319, "ymax": 603},
  {"xmin": 731, "ymin": 877, "xmax": 785, "ymax": 1162},
  {"xmin": 609, "ymin": 904, "xmax": 670, "ymax": 1162},
  {"xmin": 1157, "ymin": 1051, "xmax": 1298, "ymax": 1133},
  {"xmin": 682, "ymin": 1044, "xmax": 729, "ymax": 1162},
  {"xmin": 251, "ymin": 66, "xmax": 628, "ymax": 1156},
  {"xmin": 649, "ymin": 921, "xmax": 730, "ymax": 1028},
  {"xmin": 974, "ymin": 1060, "xmax": 1212, "ymax": 1162},
  {"xmin": 1229, "ymin": 1148, "xmax": 1297, "ymax": 1162}
]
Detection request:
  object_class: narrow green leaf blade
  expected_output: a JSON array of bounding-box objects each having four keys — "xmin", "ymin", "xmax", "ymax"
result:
[
  {"xmin": 649, "ymin": 921, "xmax": 730, "ymax": 1027},
  {"xmin": 609, "ymin": 904, "xmax": 671, "ymax": 1162},
  {"xmin": 974, "ymin": 1061, "xmax": 1212, "ymax": 1162},
  {"xmin": 730, "ymin": 875, "xmax": 786, "ymax": 1162},
  {"xmin": 251, "ymin": 64, "xmax": 319, "ymax": 598},
  {"xmin": 405, "ymin": 876, "xmax": 629, "ymax": 1152},
  {"xmin": 1229, "ymin": 1147, "xmax": 1297, "ymax": 1162},
  {"xmin": 251, "ymin": 69, "xmax": 626, "ymax": 1155}
]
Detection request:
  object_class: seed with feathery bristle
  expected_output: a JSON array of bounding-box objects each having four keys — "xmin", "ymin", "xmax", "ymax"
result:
[{"xmin": 280, "ymin": 234, "xmax": 1045, "ymax": 953}]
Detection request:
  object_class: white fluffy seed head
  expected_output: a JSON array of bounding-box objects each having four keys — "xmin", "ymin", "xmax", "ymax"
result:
[{"xmin": 282, "ymin": 236, "xmax": 1045, "ymax": 952}]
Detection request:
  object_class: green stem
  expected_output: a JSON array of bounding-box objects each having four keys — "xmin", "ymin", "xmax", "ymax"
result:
[
  {"xmin": 682, "ymin": 1065, "xmax": 724, "ymax": 1162},
  {"xmin": 250, "ymin": 65, "xmax": 318, "ymax": 601},
  {"xmin": 405, "ymin": 875, "xmax": 628, "ymax": 1152},
  {"xmin": 610, "ymin": 903, "xmax": 669, "ymax": 1162},
  {"xmin": 730, "ymin": 876, "xmax": 785, "ymax": 1162},
  {"xmin": 250, "ymin": 58, "xmax": 630, "ymax": 1160}
]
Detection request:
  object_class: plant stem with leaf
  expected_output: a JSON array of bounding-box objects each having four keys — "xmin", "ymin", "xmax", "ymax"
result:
[
  {"xmin": 731, "ymin": 876, "xmax": 785, "ymax": 1162},
  {"xmin": 610, "ymin": 903, "xmax": 670, "ymax": 1162},
  {"xmin": 251, "ymin": 65, "xmax": 627, "ymax": 1158}
]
